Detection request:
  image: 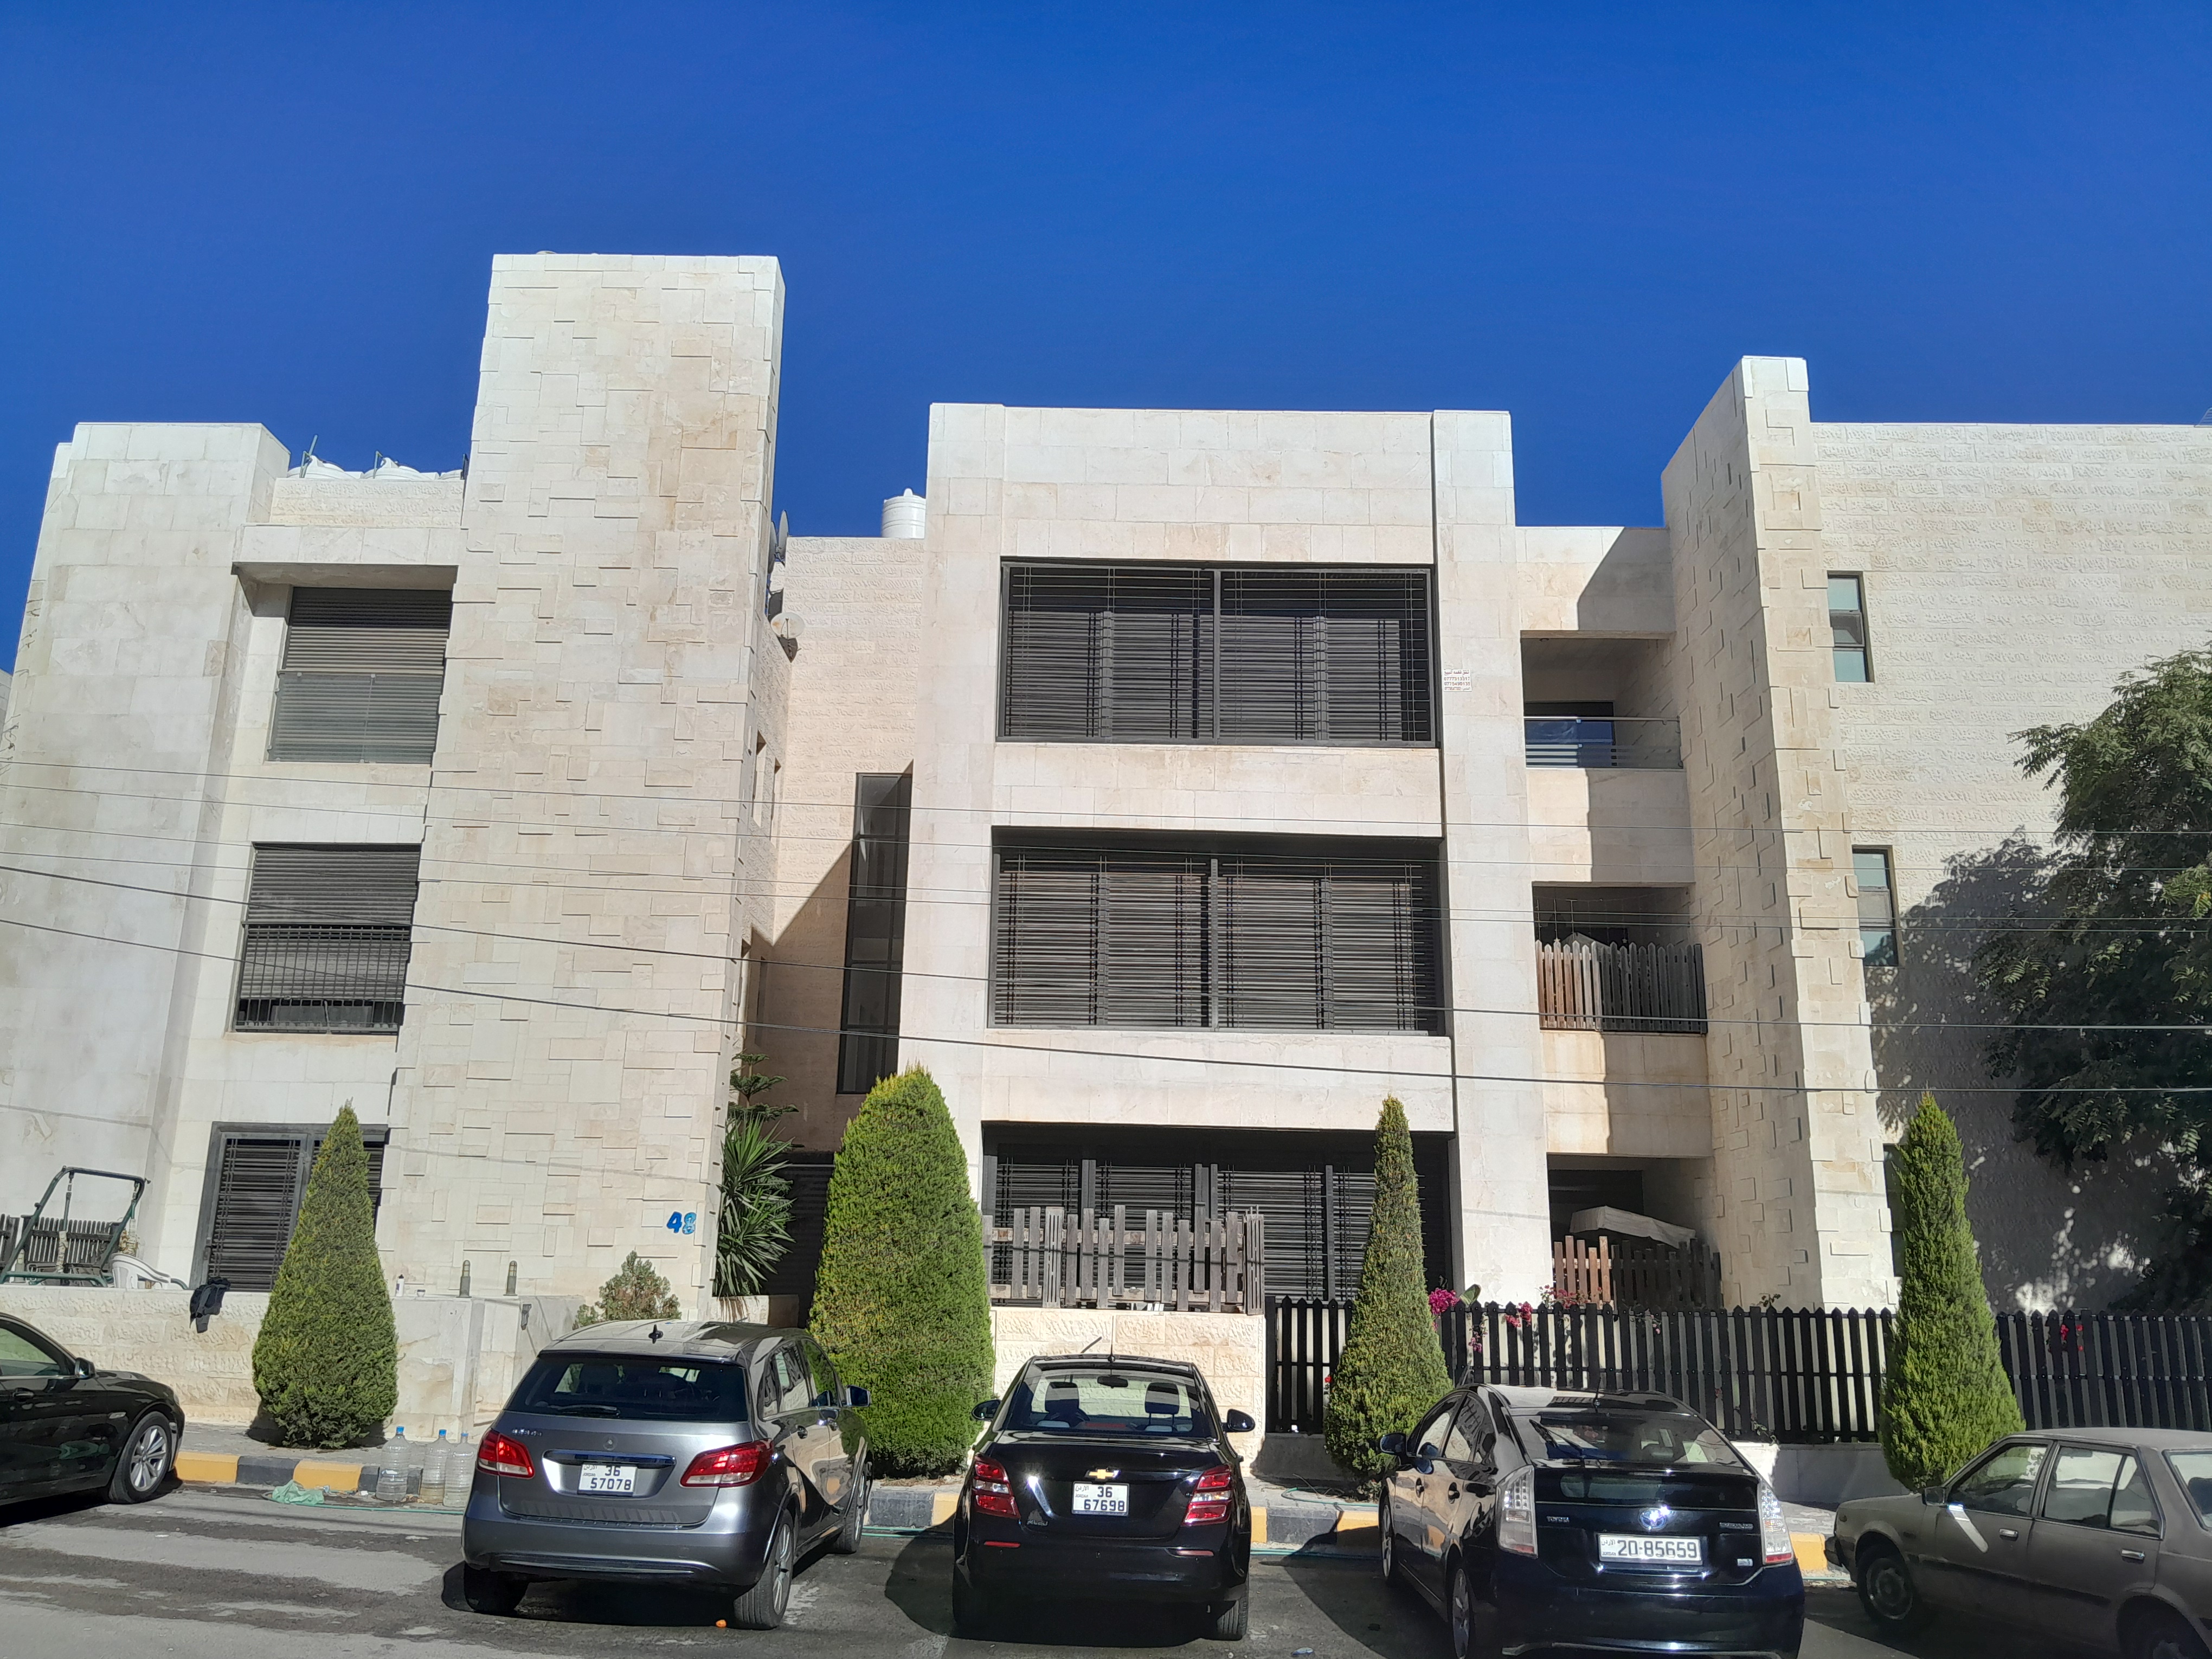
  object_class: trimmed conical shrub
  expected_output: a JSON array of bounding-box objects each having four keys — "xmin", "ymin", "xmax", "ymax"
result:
[
  {"xmin": 1326, "ymin": 1097, "xmax": 1451, "ymax": 1481},
  {"xmin": 809, "ymin": 1066, "xmax": 994, "ymax": 1476},
  {"xmin": 250, "ymin": 1107, "xmax": 397, "ymax": 1449},
  {"xmin": 1880, "ymin": 1094, "xmax": 2024, "ymax": 1488}
]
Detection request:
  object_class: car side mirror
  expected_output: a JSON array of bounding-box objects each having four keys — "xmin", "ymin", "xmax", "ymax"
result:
[
  {"xmin": 73, "ymin": 1356, "xmax": 97, "ymax": 1379},
  {"xmin": 972, "ymin": 1398, "xmax": 1000, "ymax": 1422},
  {"xmin": 845, "ymin": 1384, "xmax": 870, "ymax": 1409},
  {"xmin": 1223, "ymin": 1409, "xmax": 1256, "ymax": 1435},
  {"xmin": 1921, "ymin": 1485, "xmax": 1946, "ymax": 1506},
  {"xmin": 1377, "ymin": 1431, "xmax": 1406, "ymax": 1456}
]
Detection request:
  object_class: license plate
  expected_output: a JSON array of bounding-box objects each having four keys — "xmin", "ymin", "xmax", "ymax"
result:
[
  {"xmin": 1599, "ymin": 1533, "xmax": 1703, "ymax": 1566},
  {"xmin": 1072, "ymin": 1482, "xmax": 1128, "ymax": 1515},
  {"xmin": 578, "ymin": 1463, "xmax": 636, "ymax": 1495}
]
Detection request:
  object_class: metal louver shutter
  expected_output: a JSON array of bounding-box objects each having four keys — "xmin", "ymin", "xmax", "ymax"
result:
[
  {"xmin": 1217, "ymin": 1167, "xmax": 1329, "ymax": 1300},
  {"xmin": 1217, "ymin": 568, "xmax": 1433, "ymax": 743},
  {"xmin": 1216, "ymin": 858, "xmax": 1324, "ymax": 1028},
  {"xmin": 270, "ymin": 587, "xmax": 452, "ymax": 763},
  {"xmin": 1001, "ymin": 564, "xmax": 1211, "ymax": 741},
  {"xmin": 201, "ymin": 1136, "xmax": 304, "ymax": 1291},
  {"xmin": 761, "ymin": 1154, "xmax": 835, "ymax": 1301},
  {"xmin": 236, "ymin": 845, "xmax": 420, "ymax": 1032},
  {"xmin": 1218, "ymin": 852, "xmax": 1440, "ymax": 1032},
  {"xmin": 993, "ymin": 847, "xmax": 1207, "ymax": 1026}
]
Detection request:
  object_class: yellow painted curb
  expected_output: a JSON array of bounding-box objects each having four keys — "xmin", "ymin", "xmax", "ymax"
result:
[
  {"xmin": 1250, "ymin": 1507, "xmax": 1267, "ymax": 1546},
  {"xmin": 1335, "ymin": 1503, "xmax": 1380, "ymax": 1531},
  {"xmin": 930, "ymin": 1491, "xmax": 958, "ymax": 1526},
  {"xmin": 1791, "ymin": 1533, "xmax": 1828, "ymax": 1573},
  {"xmin": 293, "ymin": 1460, "xmax": 363, "ymax": 1493},
  {"xmin": 175, "ymin": 1451, "xmax": 238, "ymax": 1484}
]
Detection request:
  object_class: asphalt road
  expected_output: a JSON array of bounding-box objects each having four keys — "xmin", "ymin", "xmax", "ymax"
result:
[{"xmin": 0, "ymin": 1486, "xmax": 2091, "ymax": 1659}]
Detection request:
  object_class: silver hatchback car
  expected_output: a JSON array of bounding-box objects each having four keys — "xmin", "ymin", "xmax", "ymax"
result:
[{"xmin": 461, "ymin": 1320, "xmax": 871, "ymax": 1629}]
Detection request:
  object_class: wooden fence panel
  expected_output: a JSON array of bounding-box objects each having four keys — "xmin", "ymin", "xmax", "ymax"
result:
[{"xmin": 987, "ymin": 1207, "xmax": 1265, "ymax": 1314}]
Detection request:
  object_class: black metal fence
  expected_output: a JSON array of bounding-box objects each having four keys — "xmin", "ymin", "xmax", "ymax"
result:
[{"xmin": 1265, "ymin": 1298, "xmax": 2212, "ymax": 1441}]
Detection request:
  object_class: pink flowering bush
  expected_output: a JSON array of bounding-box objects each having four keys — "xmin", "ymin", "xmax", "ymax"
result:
[{"xmin": 1428, "ymin": 1287, "xmax": 1462, "ymax": 1316}]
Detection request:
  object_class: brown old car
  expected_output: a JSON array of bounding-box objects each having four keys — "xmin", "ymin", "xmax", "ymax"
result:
[{"xmin": 1828, "ymin": 1429, "xmax": 2212, "ymax": 1659}]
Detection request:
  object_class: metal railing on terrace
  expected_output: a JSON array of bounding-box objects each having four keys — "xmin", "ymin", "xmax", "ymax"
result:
[{"xmin": 1524, "ymin": 715, "xmax": 1681, "ymax": 769}]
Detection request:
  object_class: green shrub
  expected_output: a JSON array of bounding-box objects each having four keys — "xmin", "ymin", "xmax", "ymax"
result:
[
  {"xmin": 250, "ymin": 1107, "xmax": 397, "ymax": 1449},
  {"xmin": 575, "ymin": 1251, "xmax": 683, "ymax": 1327},
  {"xmin": 1880, "ymin": 1094, "xmax": 2025, "ymax": 1488},
  {"xmin": 809, "ymin": 1066, "xmax": 994, "ymax": 1476},
  {"xmin": 1325, "ymin": 1097, "xmax": 1451, "ymax": 1482}
]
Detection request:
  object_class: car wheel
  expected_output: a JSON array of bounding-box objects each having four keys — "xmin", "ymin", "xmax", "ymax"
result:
[
  {"xmin": 1206, "ymin": 1595, "xmax": 1249, "ymax": 1641},
  {"xmin": 731, "ymin": 1509, "xmax": 796, "ymax": 1630},
  {"xmin": 1856, "ymin": 1542, "xmax": 1932, "ymax": 1634},
  {"xmin": 461, "ymin": 1565, "xmax": 526, "ymax": 1616},
  {"xmin": 1448, "ymin": 1561, "xmax": 1476, "ymax": 1659},
  {"xmin": 831, "ymin": 1463, "xmax": 870, "ymax": 1555},
  {"xmin": 2127, "ymin": 1609, "xmax": 2212, "ymax": 1659},
  {"xmin": 107, "ymin": 1413, "xmax": 173, "ymax": 1504},
  {"xmin": 951, "ymin": 1571, "xmax": 993, "ymax": 1636},
  {"xmin": 1380, "ymin": 1497, "xmax": 1406, "ymax": 1587}
]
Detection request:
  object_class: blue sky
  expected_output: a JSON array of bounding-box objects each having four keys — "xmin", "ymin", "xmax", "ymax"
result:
[{"xmin": 2, "ymin": 4, "xmax": 2207, "ymax": 646}]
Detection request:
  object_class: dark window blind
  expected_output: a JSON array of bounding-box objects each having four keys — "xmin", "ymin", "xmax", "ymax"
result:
[
  {"xmin": 1000, "ymin": 562, "xmax": 1432, "ymax": 746},
  {"xmin": 270, "ymin": 587, "xmax": 452, "ymax": 763},
  {"xmin": 236, "ymin": 845, "xmax": 420, "ymax": 1033},
  {"xmin": 198, "ymin": 1124, "xmax": 388, "ymax": 1291},
  {"xmin": 993, "ymin": 838, "xmax": 1441, "ymax": 1033},
  {"xmin": 837, "ymin": 774, "xmax": 914, "ymax": 1095}
]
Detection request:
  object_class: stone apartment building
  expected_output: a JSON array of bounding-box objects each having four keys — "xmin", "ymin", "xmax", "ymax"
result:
[{"xmin": 2, "ymin": 253, "xmax": 2204, "ymax": 1318}]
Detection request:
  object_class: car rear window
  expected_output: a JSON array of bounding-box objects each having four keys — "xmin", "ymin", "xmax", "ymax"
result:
[
  {"xmin": 2169, "ymin": 1452, "xmax": 2212, "ymax": 1529},
  {"xmin": 1516, "ymin": 1408, "xmax": 1739, "ymax": 1468},
  {"xmin": 1004, "ymin": 1370, "xmax": 1214, "ymax": 1438},
  {"xmin": 511, "ymin": 1356, "xmax": 750, "ymax": 1422}
]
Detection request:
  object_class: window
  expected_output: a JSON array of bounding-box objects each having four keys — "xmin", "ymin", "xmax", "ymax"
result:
[
  {"xmin": 192, "ymin": 1122, "xmax": 389, "ymax": 1290},
  {"xmin": 837, "ymin": 774, "xmax": 912, "ymax": 1096},
  {"xmin": 268, "ymin": 587, "xmax": 451, "ymax": 763},
  {"xmin": 1951, "ymin": 1441, "xmax": 2047, "ymax": 1516},
  {"xmin": 2165, "ymin": 1452, "xmax": 2212, "ymax": 1529},
  {"xmin": 1854, "ymin": 848, "xmax": 1898, "ymax": 968},
  {"xmin": 992, "ymin": 835, "xmax": 1443, "ymax": 1033},
  {"xmin": 2042, "ymin": 1445, "xmax": 2160, "ymax": 1535},
  {"xmin": 509, "ymin": 1358, "xmax": 750, "ymax": 1422},
  {"xmin": 0, "ymin": 1322, "xmax": 68, "ymax": 1378},
  {"xmin": 1000, "ymin": 562, "xmax": 1434, "ymax": 745},
  {"xmin": 1829, "ymin": 574, "xmax": 1870, "ymax": 683},
  {"xmin": 235, "ymin": 845, "xmax": 420, "ymax": 1031},
  {"xmin": 760, "ymin": 1346, "xmax": 813, "ymax": 1416}
]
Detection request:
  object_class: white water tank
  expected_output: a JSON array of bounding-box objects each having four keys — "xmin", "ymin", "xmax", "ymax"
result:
[{"xmin": 880, "ymin": 488, "xmax": 927, "ymax": 539}]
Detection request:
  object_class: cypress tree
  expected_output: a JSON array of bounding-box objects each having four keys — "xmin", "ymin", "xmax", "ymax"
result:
[
  {"xmin": 250, "ymin": 1107, "xmax": 397, "ymax": 1449},
  {"xmin": 809, "ymin": 1066, "xmax": 994, "ymax": 1476},
  {"xmin": 1880, "ymin": 1094, "xmax": 2024, "ymax": 1488},
  {"xmin": 1326, "ymin": 1097, "xmax": 1451, "ymax": 1481}
]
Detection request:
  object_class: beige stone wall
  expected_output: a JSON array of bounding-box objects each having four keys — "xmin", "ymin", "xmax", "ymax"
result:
[
  {"xmin": 988, "ymin": 1306, "xmax": 1266, "ymax": 1458},
  {"xmin": 1658, "ymin": 358, "xmax": 1890, "ymax": 1308},
  {"xmin": 1818, "ymin": 421, "xmax": 2212, "ymax": 1308},
  {"xmin": 1542, "ymin": 1030, "xmax": 1711, "ymax": 1160},
  {"xmin": 389, "ymin": 254, "xmax": 786, "ymax": 1309}
]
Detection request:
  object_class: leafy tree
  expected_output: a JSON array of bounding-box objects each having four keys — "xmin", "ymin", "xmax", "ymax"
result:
[
  {"xmin": 1325, "ymin": 1097, "xmax": 1451, "ymax": 1482},
  {"xmin": 250, "ymin": 1107, "xmax": 397, "ymax": 1448},
  {"xmin": 715, "ymin": 1050, "xmax": 794, "ymax": 1297},
  {"xmin": 1975, "ymin": 645, "xmax": 2212, "ymax": 1308},
  {"xmin": 1880, "ymin": 1095, "xmax": 2025, "ymax": 1489},
  {"xmin": 575, "ymin": 1251, "xmax": 681, "ymax": 1328},
  {"xmin": 809, "ymin": 1066, "xmax": 994, "ymax": 1476}
]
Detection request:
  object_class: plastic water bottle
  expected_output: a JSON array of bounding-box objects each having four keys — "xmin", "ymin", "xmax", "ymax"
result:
[
  {"xmin": 420, "ymin": 1430, "xmax": 448, "ymax": 1507},
  {"xmin": 377, "ymin": 1427, "xmax": 408, "ymax": 1503}
]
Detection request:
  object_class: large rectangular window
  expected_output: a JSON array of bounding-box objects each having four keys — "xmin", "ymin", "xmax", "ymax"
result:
[
  {"xmin": 1000, "ymin": 562, "xmax": 1434, "ymax": 745},
  {"xmin": 836, "ymin": 774, "xmax": 912, "ymax": 1095},
  {"xmin": 1854, "ymin": 848, "xmax": 1898, "ymax": 968},
  {"xmin": 235, "ymin": 845, "xmax": 421, "ymax": 1032},
  {"xmin": 269, "ymin": 587, "xmax": 452, "ymax": 763},
  {"xmin": 1829, "ymin": 574, "xmax": 1872, "ymax": 683},
  {"xmin": 992, "ymin": 835, "xmax": 1443, "ymax": 1033},
  {"xmin": 192, "ymin": 1122, "xmax": 388, "ymax": 1290}
]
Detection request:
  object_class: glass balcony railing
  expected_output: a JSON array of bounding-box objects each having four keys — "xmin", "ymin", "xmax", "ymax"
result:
[{"xmin": 1524, "ymin": 715, "xmax": 1681, "ymax": 769}]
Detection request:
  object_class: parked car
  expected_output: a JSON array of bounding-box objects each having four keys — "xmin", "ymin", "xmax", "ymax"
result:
[
  {"xmin": 953, "ymin": 1354, "xmax": 1258, "ymax": 1640},
  {"xmin": 459, "ymin": 1320, "xmax": 870, "ymax": 1629},
  {"xmin": 1379, "ymin": 1385, "xmax": 1804, "ymax": 1659},
  {"xmin": 0, "ymin": 1311, "xmax": 180, "ymax": 1508},
  {"xmin": 1830, "ymin": 1427, "xmax": 2212, "ymax": 1659}
]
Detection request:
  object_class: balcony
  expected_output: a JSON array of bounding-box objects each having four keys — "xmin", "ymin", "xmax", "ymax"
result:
[
  {"xmin": 1525, "ymin": 715, "xmax": 1680, "ymax": 770},
  {"xmin": 1536, "ymin": 936, "xmax": 1707, "ymax": 1035}
]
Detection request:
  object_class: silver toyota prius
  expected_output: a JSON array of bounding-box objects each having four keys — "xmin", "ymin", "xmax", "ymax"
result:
[{"xmin": 460, "ymin": 1320, "xmax": 871, "ymax": 1629}]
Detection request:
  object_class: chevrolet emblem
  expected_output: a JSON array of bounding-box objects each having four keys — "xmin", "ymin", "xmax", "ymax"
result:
[{"xmin": 1086, "ymin": 1468, "xmax": 1120, "ymax": 1480}]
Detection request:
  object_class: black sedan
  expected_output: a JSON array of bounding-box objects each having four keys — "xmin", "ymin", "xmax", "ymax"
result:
[
  {"xmin": 1380, "ymin": 1385, "xmax": 1804, "ymax": 1658},
  {"xmin": 1829, "ymin": 1427, "xmax": 2212, "ymax": 1659},
  {"xmin": 1, "ymin": 1312, "xmax": 181, "ymax": 1507},
  {"xmin": 953, "ymin": 1354, "xmax": 1257, "ymax": 1640}
]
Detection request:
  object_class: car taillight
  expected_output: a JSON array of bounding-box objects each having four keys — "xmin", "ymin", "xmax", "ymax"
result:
[
  {"xmin": 1758, "ymin": 1481, "xmax": 1795, "ymax": 1565},
  {"xmin": 1185, "ymin": 1464, "xmax": 1234, "ymax": 1526},
  {"xmin": 970, "ymin": 1457, "xmax": 1018, "ymax": 1519},
  {"xmin": 682, "ymin": 1441, "xmax": 772, "ymax": 1487},
  {"xmin": 1499, "ymin": 1465, "xmax": 1537, "ymax": 1555},
  {"xmin": 475, "ymin": 1431, "xmax": 535, "ymax": 1478}
]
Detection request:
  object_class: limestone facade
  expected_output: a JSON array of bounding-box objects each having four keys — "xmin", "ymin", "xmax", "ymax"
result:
[{"xmin": 1, "ymin": 261, "xmax": 2203, "ymax": 1317}]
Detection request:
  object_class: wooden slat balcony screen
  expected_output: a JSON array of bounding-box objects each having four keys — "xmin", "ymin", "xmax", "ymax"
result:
[
  {"xmin": 1552, "ymin": 1234, "xmax": 1725, "ymax": 1310},
  {"xmin": 987, "ymin": 1205, "xmax": 1266, "ymax": 1314},
  {"xmin": 999, "ymin": 562, "xmax": 1433, "ymax": 746},
  {"xmin": 1536, "ymin": 937, "xmax": 1708, "ymax": 1035}
]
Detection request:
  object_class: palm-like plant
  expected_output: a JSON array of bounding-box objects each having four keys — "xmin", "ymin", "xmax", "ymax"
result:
[{"xmin": 716, "ymin": 1105, "xmax": 794, "ymax": 1298}]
